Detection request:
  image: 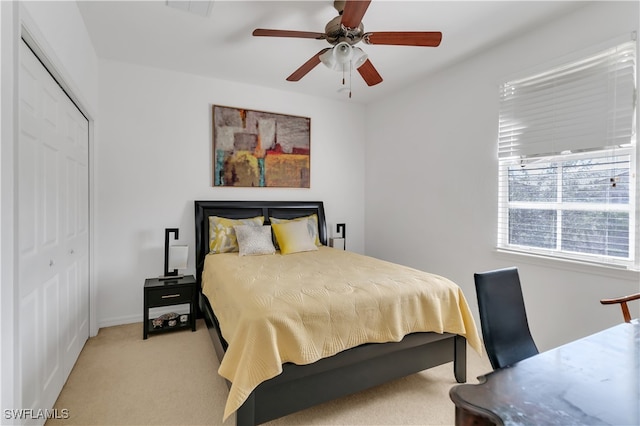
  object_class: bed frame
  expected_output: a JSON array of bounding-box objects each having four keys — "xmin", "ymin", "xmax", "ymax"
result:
[{"xmin": 194, "ymin": 200, "xmax": 467, "ymax": 425}]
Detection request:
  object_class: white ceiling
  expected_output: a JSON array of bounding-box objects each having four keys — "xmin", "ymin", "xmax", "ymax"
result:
[{"xmin": 77, "ymin": 0, "xmax": 586, "ymax": 104}]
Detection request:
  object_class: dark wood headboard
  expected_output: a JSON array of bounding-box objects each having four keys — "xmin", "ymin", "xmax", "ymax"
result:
[{"xmin": 194, "ymin": 200, "xmax": 327, "ymax": 287}]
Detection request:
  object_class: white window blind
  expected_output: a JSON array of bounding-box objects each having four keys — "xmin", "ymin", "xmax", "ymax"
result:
[
  {"xmin": 497, "ymin": 38, "xmax": 638, "ymax": 269},
  {"xmin": 498, "ymin": 40, "xmax": 636, "ymax": 159}
]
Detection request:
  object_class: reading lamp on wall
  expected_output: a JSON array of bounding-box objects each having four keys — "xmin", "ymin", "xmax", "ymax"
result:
[{"xmin": 160, "ymin": 228, "xmax": 189, "ymax": 280}]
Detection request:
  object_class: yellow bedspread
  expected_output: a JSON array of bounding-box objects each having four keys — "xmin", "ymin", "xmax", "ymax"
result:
[{"xmin": 202, "ymin": 246, "xmax": 482, "ymax": 420}]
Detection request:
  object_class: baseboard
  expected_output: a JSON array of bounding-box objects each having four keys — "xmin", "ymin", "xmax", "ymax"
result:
[{"xmin": 98, "ymin": 314, "xmax": 141, "ymax": 329}]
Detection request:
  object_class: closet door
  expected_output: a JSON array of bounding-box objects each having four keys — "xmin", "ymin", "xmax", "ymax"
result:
[{"xmin": 18, "ymin": 40, "xmax": 89, "ymax": 420}]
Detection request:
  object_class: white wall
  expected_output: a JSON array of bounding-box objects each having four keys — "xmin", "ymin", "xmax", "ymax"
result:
[
  {"xmin": 95, "ymin": 59, "xmax": 366, "ymax": 327},
  {"xmin": 365, "ymin": 1, "xmax": 640, "ymax": 351},
  {"xmin": 21, "ymin": 1, "xmax": 98, "ymax": 116}
]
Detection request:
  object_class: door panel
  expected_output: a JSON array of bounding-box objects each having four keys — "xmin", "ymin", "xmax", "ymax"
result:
[
  {"xmin": 18, "ymin": 40, "xmax": 90, "ymax": 422},
  {"xmin": 42, "ymin": 276, "xmax": 60, "ymax": 393},
  {"xmin": 65, "ymin": 264, "xmax": 78, "ymax": 350},
  {"xmin": 19, "ymin": 290, "xmax": 40, "ymax": 411},
  {"xmin": 78, "ymin": 162, "xmax": 88, "ymax": 234},
  {"xmin": 78, "ymin": 257, "xmax": 90, "ymax": 341},
  {"xmin": 65, "ymin": 158, "xmax": 77, "ymax": 239},
  {"xmin": 18, "ymin": 134, "xmax": 38, "ymax": 258},
  {"xmin": 42, "ymin": 143, "xmax": 59, "ymax": 248}
]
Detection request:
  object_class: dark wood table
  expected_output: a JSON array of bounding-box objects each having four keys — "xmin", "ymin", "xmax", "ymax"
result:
[{"xmin": 450, "ymin": 321, "xmax": 639, "ymax": 426}]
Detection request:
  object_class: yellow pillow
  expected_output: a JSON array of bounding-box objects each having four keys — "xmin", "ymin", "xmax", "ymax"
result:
[
  {"xmin": 270, "ymin": 214, "xmax": 321, "ymax": 246},
  {"xmin": 272, "ymin": 220, "xmax": 318, "ymax": 255},
  {"xmin": 209, "ymin": 215, "xmax": 264, "ymax": 253}
]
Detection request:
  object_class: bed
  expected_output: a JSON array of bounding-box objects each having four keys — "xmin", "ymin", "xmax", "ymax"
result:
[{"xmin": 194, "ymin": 200, "xmax": 481, "ymax": 425}]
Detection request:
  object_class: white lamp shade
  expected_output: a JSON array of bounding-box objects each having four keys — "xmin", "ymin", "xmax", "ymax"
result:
[
  {"xmin": 321, "ymin": 42, "xmax": 354, "ymax": 71},
  {"xmin": 333, "ymin": 42, "xmax": 353, "ymax": 64},
  {"xmin": 319, "ymin": 48, "xmax": 336, "ymax": 69},
  {"xmin": 352, "ymin": 47, "xmax": 368, "ymax": 69},
  {"xmin": 168, "ymin": 245, "xmax": 189, "ymax": 270}
]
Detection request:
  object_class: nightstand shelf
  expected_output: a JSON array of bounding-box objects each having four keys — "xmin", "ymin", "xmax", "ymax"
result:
[
  {"xmin": 146, "ymin": 314, "xmax": 191, "ymax": 334},
  {"xmin": 143, "ymin": 275, "xmax": 197, "ymax": 339}
]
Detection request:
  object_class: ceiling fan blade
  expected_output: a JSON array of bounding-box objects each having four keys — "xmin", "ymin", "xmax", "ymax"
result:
[
  {"xmin": 341, "ymin": 0, "xmax": 371, "ymax": 28},
  {"xmin": 357, "ymin": 59, "xmax": 383, "ymax": 86},
  {"xmin": 363, "ymin": 31, "xmax": 442, "ymax": 47},
  {"xmin": 253, "ymin": 29, "xmax": 326, "ymax": 40},
  {"xmin": 287, "ymin": 48, "xmax": 331, "ymax": 82}
]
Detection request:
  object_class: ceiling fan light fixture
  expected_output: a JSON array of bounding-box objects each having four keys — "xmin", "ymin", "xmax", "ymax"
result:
[
  {"xmin": 253, "ymin": 0, "xmax": 442, "ymax": 89},
  {"xmin": 320, "ymin": 41, "xmax": 353, "ymax": 71}
]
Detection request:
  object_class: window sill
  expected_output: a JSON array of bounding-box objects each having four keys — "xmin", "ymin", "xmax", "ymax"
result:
[{"xmin": 495, "ymin": 248, "xmax": 640, "ymax": 282}]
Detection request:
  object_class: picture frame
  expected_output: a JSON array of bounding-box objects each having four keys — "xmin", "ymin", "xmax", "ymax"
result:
[{"xmin": 212, "ymin": 105, "xmax": 311, "ymax": 188}]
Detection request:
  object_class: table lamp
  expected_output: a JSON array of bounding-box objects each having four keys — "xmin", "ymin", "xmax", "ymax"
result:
[{"xmin": 161, "ymin": 228, "xmax": 188, "ymax": 279}]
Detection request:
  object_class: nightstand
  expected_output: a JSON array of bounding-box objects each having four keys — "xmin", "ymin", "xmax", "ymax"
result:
[{"xmin": 143, "ymin": 275, "xmax": 197, "ymax": 339}]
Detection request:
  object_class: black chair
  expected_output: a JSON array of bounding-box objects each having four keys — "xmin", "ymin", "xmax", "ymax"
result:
[{"xmin": 474, "ymin": 267, "xmax": 539, "ymax": 369}]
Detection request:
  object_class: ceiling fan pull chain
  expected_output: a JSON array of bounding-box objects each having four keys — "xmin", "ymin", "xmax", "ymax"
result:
[{"xmin": 349, "ymin": 60, "xmax": 353, "ymax": 98}]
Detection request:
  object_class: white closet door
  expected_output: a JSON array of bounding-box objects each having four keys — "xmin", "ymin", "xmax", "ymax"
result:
[{"xmin": 18, "ymin": 40, "xmax": 89, "ymax": 422}]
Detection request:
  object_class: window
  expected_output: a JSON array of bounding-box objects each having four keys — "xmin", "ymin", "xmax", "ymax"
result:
[{"xmin": 497, "ymin": 38, "xmax": 638, "ymax": 269}]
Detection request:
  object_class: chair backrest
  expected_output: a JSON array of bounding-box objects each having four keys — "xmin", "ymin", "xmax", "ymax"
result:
[
  {"xmin": 600, "ymin": 293, "xmax": 640, "ymax": 323},
  {"xmin": 474, "ymin": 267, "xmax": 539, "ymax": 369}
]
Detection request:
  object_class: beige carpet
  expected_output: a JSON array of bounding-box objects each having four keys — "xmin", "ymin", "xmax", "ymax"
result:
[{"xmin": 47, "ymin": 320, "xmax": 491, "ymax": 426}]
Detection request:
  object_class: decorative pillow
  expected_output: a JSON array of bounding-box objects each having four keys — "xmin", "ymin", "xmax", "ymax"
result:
[
  {"xmin": 270, "ymin": 214, "xmax": 321, "ymax": 247},
  {"xmin": 272, "ymin": 220, "xmax": 318, "ymax": 255},
  {"xmin": 234, "ymin": 225, "xmax": 276, "ymax": 256},
  {"xmin": 209, "ymin": 215, "xmax": 264, "ymax": 253}
]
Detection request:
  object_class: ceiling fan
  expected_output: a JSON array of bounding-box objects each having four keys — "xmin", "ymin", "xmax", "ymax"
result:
[{"xmin": 252, "ymin": 0, "xmax": 442, "ymax": 88}]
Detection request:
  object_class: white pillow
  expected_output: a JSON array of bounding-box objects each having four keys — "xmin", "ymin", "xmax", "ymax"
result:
[{"xmin": 234, "ymin": 225, "xmax": 276, "ymax": 256}]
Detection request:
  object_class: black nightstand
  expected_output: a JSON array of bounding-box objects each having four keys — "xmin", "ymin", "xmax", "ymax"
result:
[{"xmin": 143, "ymin": 275, "xmax": 197, "ymax": 339}]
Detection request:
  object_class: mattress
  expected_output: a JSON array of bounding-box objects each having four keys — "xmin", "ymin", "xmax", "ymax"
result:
[{"xmin": 202, "ymin": 246, "xmax": 482, "ymax": 419}]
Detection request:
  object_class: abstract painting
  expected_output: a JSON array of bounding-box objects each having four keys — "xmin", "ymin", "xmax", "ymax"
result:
[{"xmin": 212, "ymin": 105, "xmax": 310, "ymax": 188}]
